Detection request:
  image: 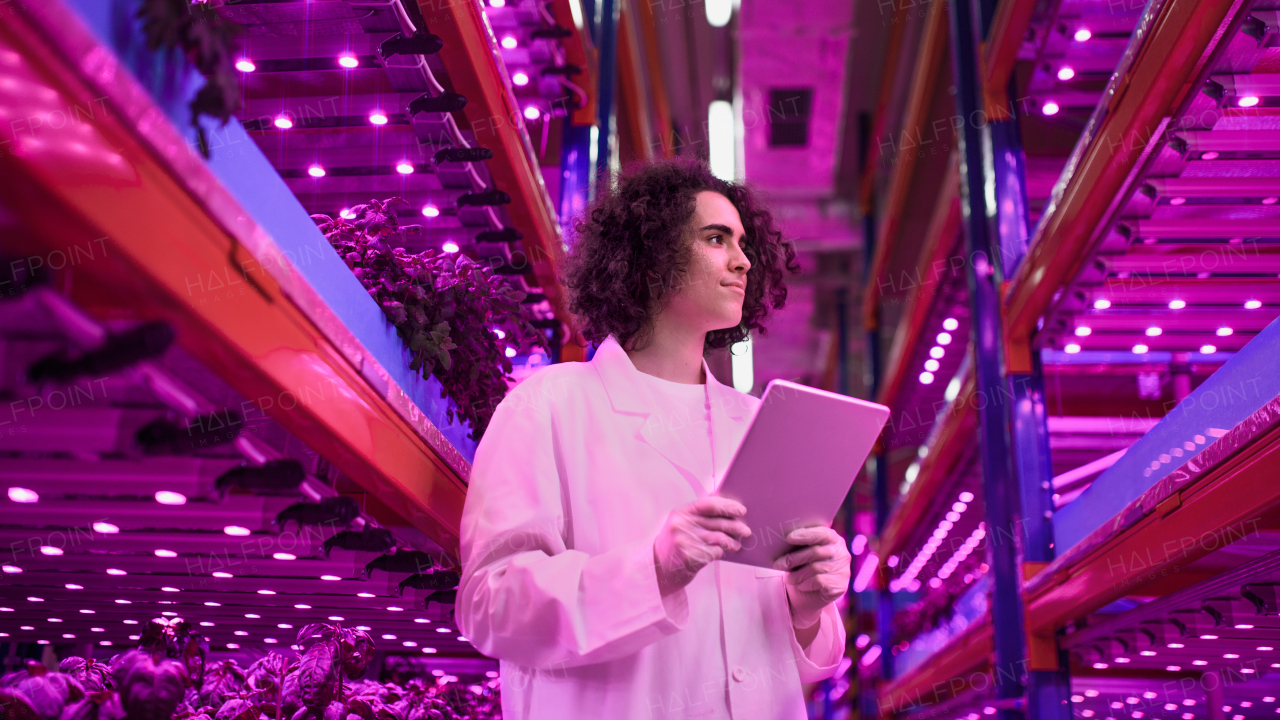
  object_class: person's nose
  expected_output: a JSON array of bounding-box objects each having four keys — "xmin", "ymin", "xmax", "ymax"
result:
[{"xmin": 729, "ymin": 240, "xmax": 751, "ymax": 275}]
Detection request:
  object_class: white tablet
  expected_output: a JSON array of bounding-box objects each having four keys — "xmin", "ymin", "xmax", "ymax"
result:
[{"xmin": 713, "ymin": 379, "xmax": 889, "ymax": 569}]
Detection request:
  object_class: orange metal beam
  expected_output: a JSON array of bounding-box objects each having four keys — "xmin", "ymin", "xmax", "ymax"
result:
[
  {"xmin": 1001, "ymin": 0, "xmax": 1241, "ymax": 373},
  {"xmin": 616, "ymin": 4, "xmax": 654, "ymax": 162},
  {"xmin": 631, "ymin": 0, "xmax": 674, "ymax": 158},
  {"xmin": 0, "ymin": 7, "xmax": 469, "ymax": 553},
  {"xmin": 875, "ymin": 152, "xmax": 961, "ymax": 409},
  {"xmin": 981, "ymin": 0, "xmax": 1037, "ymax": 120},
  {"xmin": 416, "ymin": 0, "xmax": 576, "ymax": 338},
  {"xmin": 878, "ymin": 368, "xmax": 977, "ymax": 561},
  {"xmin": 1024, "ymin": 413, "xmax": 1280, "ymax": 639},
  {"xmin": 549, "ymin": 0, "xmax": 599, "ymax": 127},
  {"xmin": 857, "ymin": 1, "xmax": 913, "ymax": 214},
  {"xmin": 862, "ymin": 2, "xmax": 951, "ymax": 329},
  {"xmin": 877, "ymin": 617, "xmax": 993, "ymax": 718}
]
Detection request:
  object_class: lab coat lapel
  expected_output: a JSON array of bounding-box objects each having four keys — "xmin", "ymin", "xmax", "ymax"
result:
[
  {"xmin": 706, "ymin": 364, "xmax": 754, "ymax": 489},
  {"xmin": 591, "ymin": 336, "xmax": 754, "ymax": 497}
]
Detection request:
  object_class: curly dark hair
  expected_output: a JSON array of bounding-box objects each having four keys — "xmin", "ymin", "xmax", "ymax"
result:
[{"xmin": 562, "ymin": 158, "xmax": 800, "ymax": 353}]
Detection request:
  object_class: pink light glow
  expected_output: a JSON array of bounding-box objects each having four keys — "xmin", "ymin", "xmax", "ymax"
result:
[
  {"xmin": 1057, "ymin": 67, "xmax": 1075, "ymax": 81},
  {"xmin": 1238, "ymin": 95, "xmax": 1260, "ymax": 108},
  {"xmin": 235, "ymin": 59, "xmax": 256, "ymax": 73},
  {"xmin": 512, "ymin": 72, "xmax": 529, "ymax": 86},
  {"xmin": 8, "ymin": 487, "xmax": 38, "ymax": 503},
  {"xmin": 1064, "ymin": 343, "xmax": 1081, "ymax": 354},
  {"xmin": 1201, "ymin": 151, "xmax": 1220, "ymax": 160},
  {"xmin": 524, "ymin": 106, "xmax": 541, "ymax": 120},
  {"xmin": 919, "ymin": 371, "xmax": 935, "ymax": 384},
  {"xmin": 396, "ymin": 162, "xmax": 415, "ymax": 174},
  {"xmin": 307, "ymin": 165, "xmax": 325, "ymax": 178},
  {"xmin": 338, "ymin": 55, "xmax": 359, "ymax": 69},
  {"xmin": 422, "ymin": 205, "xmax": 440, "ymax": 217},
  {"xmin": 1042, "ymin": 101, "xmax": 1060, "ymax": 116},
  {"xmin": 154, "ymin": 490, "xmax": 186, "ymax": 505},
  {"xmin": 442, "ymin": 241, "xmax": 460, "ymax": 253},
  {"xmin": 1074, "ymin": 28, "xmax": 1092, "ymax": 41},
  {"xmin": 369, "ymin": 112, "xmax": 388, "ymax": 125},
  {"xmin": 273, "ymin": 116, "xmax": 293, "ymax": 130},
  {"xmin": 501, "ymin": 36, "xmax": 518, "ymax": 50}
]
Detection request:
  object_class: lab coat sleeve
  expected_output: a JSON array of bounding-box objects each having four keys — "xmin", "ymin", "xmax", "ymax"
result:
[
  {"xmin": 788, "ymin": 602, "xmax": 846, "ymax": 683},
  {"xmin": 456, "ymin": 380, "xmax": 690, "ymax": 670}
]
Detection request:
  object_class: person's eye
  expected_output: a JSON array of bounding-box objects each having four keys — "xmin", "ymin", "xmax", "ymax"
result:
[{"xmin": 707, "ymin": 234, "xmax": 725, "ymax": 245}]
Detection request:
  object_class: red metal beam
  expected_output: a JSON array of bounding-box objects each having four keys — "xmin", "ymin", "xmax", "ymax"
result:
[
  {"xmin": 549, "ymin": 0, "xmax": 599, "ymax": 127},
  {"xmin": 876, "ymin": 152, "xmax": 961, "ymax": 409},
  {"xmin": 876, "ymin": 617, "xmax": 993, "ymax": 718},
  {"xmin": 879, "ymin": 368, "xmax": 977, "ymax": 561},
  {"xmin": 862, "ymin": 4, "xmax": 951, "ymax": 329},
  {"xmin": 0, "ymin": 3, "xmax": 469, "ymax": 555},
  {"xmin": 415, "ymin": 0, "xmax": 576, "ymax": 338},
  {"xmin": 981, "ymin": 0, "xmax": 1037, "ymax": 120},
  {"xmin": 1023, "ymin": 405, "xmax": 1280, "ymax": 642}
]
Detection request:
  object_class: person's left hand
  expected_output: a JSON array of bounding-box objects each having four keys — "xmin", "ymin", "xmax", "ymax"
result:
[{"xmin": 773, "ymin": 525, "xmax": 851, "ymax": 628}]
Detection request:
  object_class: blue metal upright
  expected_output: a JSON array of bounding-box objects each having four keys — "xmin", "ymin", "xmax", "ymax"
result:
[
  {"xmin": 948, "ymin": 0, "xmax": 1025, "ymax": 717},
  {"xmin": 987, "ymin": 76, "xmax": 1074, "ymax": 720},
  {"xmin": 862, "ymin": 206, "xmax": 895, "ymax": 685},
  {"xmin": 559, "ymin": 123, "xmax": 593, "ymax": 235},
  {"xmin": 593, "ymin": 0, "xmax": 618, "ymax": 184}
]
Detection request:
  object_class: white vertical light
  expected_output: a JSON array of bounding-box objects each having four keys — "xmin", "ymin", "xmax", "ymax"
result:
[
  {"xmin": 706, "ymin": 0, "xmax": 732, "ymax": 27},
  {"xmin": 567, "ymin": 0, "xmax": 584, "ymax": 30},
  {"xmin": 708, "ymin": 100, "xmax": 735, "ymax": 181},
  {"xmin": 731, "ymin": 333, "xmax": 753, "ymax": 393}
]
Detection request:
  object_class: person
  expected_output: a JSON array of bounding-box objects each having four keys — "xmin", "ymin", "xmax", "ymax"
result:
[{"xmin": 456, "ymin": 159, "xmax": 853, "ymax": 719}]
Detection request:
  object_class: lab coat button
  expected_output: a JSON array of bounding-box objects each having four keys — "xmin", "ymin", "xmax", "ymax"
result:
[{"xmin": 731, "ymin": 667, "xmax": 747, "ymax": 682}]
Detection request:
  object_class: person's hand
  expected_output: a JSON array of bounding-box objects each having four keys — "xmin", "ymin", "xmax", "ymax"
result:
[
  {"xmin": 773, "ymin": 525, "xmax": 851, "ymax": 628},
  {"xmin": 653, "ymin": 497, "xmax": 752, "ymax": 597}
]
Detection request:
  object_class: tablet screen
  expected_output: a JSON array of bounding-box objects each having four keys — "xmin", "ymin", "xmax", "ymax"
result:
[{"xmin": 714, "ymin": 379, "xmax": 889, "ymax": 569}]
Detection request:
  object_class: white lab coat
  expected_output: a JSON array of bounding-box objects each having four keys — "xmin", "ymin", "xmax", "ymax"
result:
[{"xmin": 457, "ymin": 335, "xmax": 846, "ymax": 720}]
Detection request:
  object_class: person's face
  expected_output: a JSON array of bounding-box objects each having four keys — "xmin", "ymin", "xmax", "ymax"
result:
[{"xmin": 654, "ymin": 191, "xmax": 752, "ymax": 334}]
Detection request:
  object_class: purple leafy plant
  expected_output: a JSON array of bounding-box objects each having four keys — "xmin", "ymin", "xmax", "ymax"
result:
[{"xmin": 313, "ymin": 198, "xmax": 547, "ymax": 439}]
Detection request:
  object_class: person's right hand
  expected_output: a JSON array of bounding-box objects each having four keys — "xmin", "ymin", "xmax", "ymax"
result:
[{"xmin": 653, "ymin": 497, "xmax": 752, "ymax": 597}]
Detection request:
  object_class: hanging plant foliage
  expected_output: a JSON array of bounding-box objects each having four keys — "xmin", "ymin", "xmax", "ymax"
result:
[
  {"xmin": 135, "ymin": 0, "xmax": 243, "ymax": 158},
  {"xmin": 313, "ymin": 199, "xmax": 548, "ymax": 439}
]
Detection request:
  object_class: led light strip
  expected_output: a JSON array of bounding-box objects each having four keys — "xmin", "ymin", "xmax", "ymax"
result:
[{"xmin": 888, "ymin": 491, "xmax": 974, "ymax": 592}]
